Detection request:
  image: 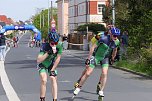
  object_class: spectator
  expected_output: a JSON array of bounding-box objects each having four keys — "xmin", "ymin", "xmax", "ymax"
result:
[
  {"xmin": 13, "ymin": 36, "xmax": 18, "ymax": 47},
  {"xmin": 121, "ymin": 31, "xmax": 128, "ymax": 56},
  {"xmin": 0, "ymin": 34, "xmax": 6, "ymax": 61},
  {"xmin": 40, "ymin": 38, "xmax": 47, "ymax": 50},
  {"xmin": 62, "ymin": 34, "xmax": 68, "ymax": 50}
]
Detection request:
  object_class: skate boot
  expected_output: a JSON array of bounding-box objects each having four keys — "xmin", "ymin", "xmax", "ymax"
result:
[
  {"xmin": 53, "ymin": 99, "xmax": 57, "ymax": 101},
  {"xmin": 72, "ymin": 87, "xmax": 81, "ymax": 99},
  {"xmin": 74, "ymin": 82, "xmax": 79, "ymax": 88},
  {"xmin": 98, "ymin": 90, "xmax": 104, "ymax": 101},
  {"xmin": 73, "ymin": 87, "xmax": 81, "ymax": 95},
  {"xmin": 74, "ymin": 80, "xmax": 80, "ymax": 88},
  {"xmin": 40, "ymin": 97, "xmax": 45, "ymax": 101}
]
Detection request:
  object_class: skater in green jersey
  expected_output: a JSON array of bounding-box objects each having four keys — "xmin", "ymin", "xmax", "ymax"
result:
[
  {"xmin": 37, "ymin": 31, "xmax": 63, "ymax": 101},
  {"xmin": 73, "ymin": 27, "xmax": 120, "ymax": 100}
]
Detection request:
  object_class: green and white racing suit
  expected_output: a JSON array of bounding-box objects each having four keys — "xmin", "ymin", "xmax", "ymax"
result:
[
  {"xmin": 37, "ymin": 42, "xmax": 63, "ymax": 75},
  {"xmin": 89, "ymin": 35, "xmax": 120, "ymax": 68}
]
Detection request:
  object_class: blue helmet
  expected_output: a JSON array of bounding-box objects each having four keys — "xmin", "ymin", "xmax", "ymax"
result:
[
  {"xmin": 48, "ymin": 31, "xmax": 59, "ymax": 42},
  {"xmin": 111, "ymin": 27, "xmax": 120, "ymax": 36}
]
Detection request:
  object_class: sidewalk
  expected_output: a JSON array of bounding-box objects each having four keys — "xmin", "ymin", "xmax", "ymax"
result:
[
  {"xmin": 63, "ymin": 49, "xmax": 152, "ymax": 79},
  {"xmin": 63, "ymin": 49, "xmax": 89, "ymax": 60}
]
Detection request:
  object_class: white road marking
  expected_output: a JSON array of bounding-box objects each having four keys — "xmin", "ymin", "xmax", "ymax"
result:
[{"xmin": 0, "ymin": 61, "xmax": 20, "ymax": 101}]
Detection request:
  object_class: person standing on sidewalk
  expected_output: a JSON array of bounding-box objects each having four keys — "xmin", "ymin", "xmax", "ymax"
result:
[
  {"xmin": 121, "ymin": 31, "xmax": 128, "ymax": 56},
  {"xmin": 62, "ymin": 34, "xmax": 68, "ymax": 50},
  {"xmin": 37, "ymin": 31, "xmax": 63, "ymax": 101},
  {"xmin": 73, "ymin": 27, "xmax": 120, "ymax": 98}
]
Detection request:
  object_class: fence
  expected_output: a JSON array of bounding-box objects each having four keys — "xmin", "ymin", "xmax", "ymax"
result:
[{"xmin": 68, "ymin": 32, "xmax": 94, "ymax": 50}]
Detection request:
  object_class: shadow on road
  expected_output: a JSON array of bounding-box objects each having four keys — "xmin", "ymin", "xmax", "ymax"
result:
[
  {"xmin": 60, "ymin": 97, "xmax": 97, "ymax": 101},
  {"xmin": 59, "ymin": 89, "xmax": 97, "ymax": 101},
  {"xmin": 5, "ymin": 60, "xmax": 36, "ymax": 65}
]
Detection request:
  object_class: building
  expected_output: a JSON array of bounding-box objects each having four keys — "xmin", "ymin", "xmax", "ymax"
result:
[
  {"xmin": 0, "ymin": 22, "xmax": 6, "ymax": 27},
  {"xmin": 0, "ymin": 15, "xmax": 14, "ymax": 25},
  {"xmin": 56, "ymin": 0, "xmax": 69, "ymax": 36},
  {"xmin": 0, "ymin": 15, "xmax": 15, "ymax": 35},
  {"xmin": 69, "ymin": 0, "xmax": 109, "ymax": 33},
  {"xmin": 56, "ymin": 0, "xmax": 110, "ymax": 35}
]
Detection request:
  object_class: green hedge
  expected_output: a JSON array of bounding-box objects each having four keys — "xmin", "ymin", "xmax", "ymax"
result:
[{"xmin": 116, "ymin": 47, "xmax": 152, "ymax": 76}]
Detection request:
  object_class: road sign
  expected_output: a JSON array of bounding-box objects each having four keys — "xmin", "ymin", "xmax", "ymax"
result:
[{"xmin": 51, "ymin": 19, "xmax": 56, "ymax": 32}]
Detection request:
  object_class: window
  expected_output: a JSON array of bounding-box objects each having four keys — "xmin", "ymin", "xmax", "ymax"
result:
[
  {"xmin": 97, "ymin": 3, "xmax": 105, "ymax": 14},
  {"xmin": 78, "ymin": 6, "xmax": 81, "ymax": 14},
  {"xmin": 98, "ymin": 4, "xmax": 103, "ymax": 14}
]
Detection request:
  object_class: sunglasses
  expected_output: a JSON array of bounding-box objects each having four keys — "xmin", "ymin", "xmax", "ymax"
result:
[
  {"xmin": 95, "ymin": 35, "xmax": 100, "ymax": 40},
  {"xmin": 50, "ymin": 41, "xmax": 58, "ymax": 45}
]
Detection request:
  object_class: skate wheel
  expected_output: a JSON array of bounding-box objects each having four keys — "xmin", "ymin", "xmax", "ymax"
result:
[{"xmin": 98, "ymin": 96, "xmax": 103, "ymax": 101}]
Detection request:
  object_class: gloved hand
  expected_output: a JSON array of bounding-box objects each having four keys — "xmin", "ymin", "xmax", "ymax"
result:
[
  {"xmin": 49, "ymin": 71, "xmax": 57, "ymax": 77},
  {"xmin": 109, "ymin": 57, "xmax": 114, "ymax": 65},
  {"xmin": 85, "ymin": 59, "xmax": 90, "ymax": 65},
  {"xmin": 46, "ymin": 49, "xmax": 53, "ymax": 55},
  {"xmin": 43, "ymin": 43, "xmax": 51, "ymax": 51}
]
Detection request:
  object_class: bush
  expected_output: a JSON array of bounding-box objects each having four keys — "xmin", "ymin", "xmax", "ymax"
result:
[
  {"xmin": 141, "ymin": 48, "xmax": 152, "ymax": 66},
  {"xmin": 76, "ymin": 23, "xmax": 106, "ymax": 34}
]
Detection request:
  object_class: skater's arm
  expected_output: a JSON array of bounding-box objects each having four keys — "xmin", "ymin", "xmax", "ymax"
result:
[
  {"xmin": 37, "ymin": 53, "xmax": 49, "ymax": 63},
  {"xmin": 111, "ymin": 48, "xmax": 117, "ymax": 61},
  {"xmin": 51, "ymin": 54, "xmax": 61, "ymax": 71},
  {"xmin": 87, "ymin": 44, "xmax": 97, "ymax": 59}
]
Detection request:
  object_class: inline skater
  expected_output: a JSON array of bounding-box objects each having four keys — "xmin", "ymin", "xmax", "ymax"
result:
[
  {"xmin": 73, "ymin": 27, "xmax": 120, "ymax": 100},
  {"xmin": 74, "ymin": 31, "xmax": 104, "ymax": 88},
  {"xmin": 37, "ymin": 31, "xmax": 63, "ymax": 101}
]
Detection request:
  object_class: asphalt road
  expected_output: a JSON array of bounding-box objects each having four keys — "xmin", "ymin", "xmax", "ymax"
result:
[{"xmin": 0, "ymin": 32, "xmax": 152, "ymax": 101}]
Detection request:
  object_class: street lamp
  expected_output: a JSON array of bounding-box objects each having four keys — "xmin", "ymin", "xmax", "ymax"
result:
[
  {"xmin": 36, "ymin": 8, "xmax": 44, "ymax": 30},
  {"xmin": 48, "ymin": 0, "xmax": 50, "ymax": 33},
  {"xmin": 42, "ymin": 10, "xmax": 44, "ymax": 27},
  {"xmin": 40, "ymin": 11, "xmax": 42, "ymax": 30},
  {"xmin": 112, "ymin": 0, "xmax": 115, "ymax": 25},
  {"xmin": 62, "ymin": 0, "xmax": 64, "ymax": 35}
]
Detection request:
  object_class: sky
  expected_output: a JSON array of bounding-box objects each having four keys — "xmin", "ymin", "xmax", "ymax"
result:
[{"xmin": 0, "ymin": 0, "xmax": 57, "ymax": 22}]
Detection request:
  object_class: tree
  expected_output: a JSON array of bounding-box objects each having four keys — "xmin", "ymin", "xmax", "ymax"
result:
[
  {"xmin": 115, "ymin": 0, "xmax": 152, "ymax": 49},
  {"xmin": 33, "ymin": 8, "xmax": 58, "ymax": 39}
]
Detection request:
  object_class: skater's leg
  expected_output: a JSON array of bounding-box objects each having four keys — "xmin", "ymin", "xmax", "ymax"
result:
[
  {"xmin": 40, "ymin": 72, "xmax": 47, "ymax": 99},
  {"xmin": 79, "ymin": 67, "xmax": 94, "ymax": 87},
  {"xmin": 73, "ymin": 66, "xmax": 94, "ymax": 95},
  {"xmin": 50, "ymin": 75, "xmax": 58, "ymax": 100},
  {"xmin": 97, "ymin": 58, "xmax": 109, "ymax": 97},
  {"xmin": 99, "ymin": 66, "xmax": 108, "ymax": 91},
  {"xmin": 73, "ymin": 55, "xmax": 96, "ymax": 96},
  {"xmin": 98, "ymin": 65, "xmax": 108, "ymax": 97},
  {"xmin": 74, "ymin": 66, "xmax": 89, "ymax": 87}
]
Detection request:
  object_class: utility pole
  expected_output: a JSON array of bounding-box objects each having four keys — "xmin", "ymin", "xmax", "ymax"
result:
[
  {"xmin": 48, "ymin": 0, "xmax": 50, "ymax": 33},
  {"xmin": 42, "ymin": 10, "xmax": 44, "ymax": 27},
  {"xmin": 62, "ymin": 0, "xmax": 64, "ymax": 35},
  {"xmin": 51, "ymin": 1, "xmax": 53, "ymax": 20},
  {"xmin": 36, "ymin": 8, "xmax": 44, "ymax": 30},
  {"xmin": 86, "ymin": 0, "xmax": 88, "ymax": 24},
  {"xmin": 86, "ymin": 26, "xmax": 88, "ymax": 40},
  {"xmin": 112, "ymin": 0, "xmax": 115, "ymax": 25},
  {"xmin": 40, "ymin": 11, "xmax": 42, "ymax": 30}
]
